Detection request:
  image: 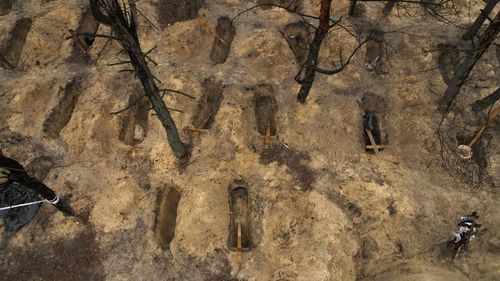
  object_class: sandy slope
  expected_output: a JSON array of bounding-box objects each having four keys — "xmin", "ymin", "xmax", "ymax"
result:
[{"xmin": 0, "ymin": 0, "xmax": 499, "ymax": 280}]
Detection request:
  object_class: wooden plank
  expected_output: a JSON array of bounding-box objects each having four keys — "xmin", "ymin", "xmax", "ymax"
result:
[
  {"xmin": 365, "ymin": 129, "xmax": 379, "ymax": 154},
  {"xmin": 68, "ymin": 29, "xmax": 88, "ymax": 54},
  {"xmin": 237, "ymin": 222, "xmax": 242, "ymax": 265},
  {"xmin": 264, "ymin": 124, "xmax": 271, "ymax": 147}
]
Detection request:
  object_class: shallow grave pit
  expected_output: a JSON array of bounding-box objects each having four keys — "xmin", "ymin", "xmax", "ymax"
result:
[
  {"xmin": 228, "ymin": 180, "xmax": 252, "ymax": 251},
  {"xmin": 43, "ymin": 77, "xmax": 83, "ymax": 139},
  {"xmin": 119, "ymin": 93, "xmax": 150, "ymax": 145},
  {"xmin": 364, "ymin": 30, "xmax": 384, "ymax": 73},
  {"xmin": 210, "ymin": 16, "xmax": 236, "ymax": 65},
  {"xmin": 1, "ymin": 18, "xmax": 32, "ymax": 68},
  {"xmin": 69, "ymin": 7, "xmax": 100, "ymax": 63},
  {"xmin": 282, "ymin": 21, "xmax": 310, "ymax": 64},
  {"xmin": 154, "ymin": 187, "xmax": 181, "ymax": 249},
  {"xmin": 189, "ymin": 76, "xmax": 224, "ymax": 139},
  {"xmin": 253, "ymin": 84, "xmax": 277, "ymax": 137},
  {"xmin": 437, "ymin": 43, "xmax": 459, "ymax": 85}
]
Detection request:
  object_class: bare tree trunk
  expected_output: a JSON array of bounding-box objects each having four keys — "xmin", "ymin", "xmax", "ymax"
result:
[
  {"xmin": 297, "ymin": 0, "xmax": 332, "ymax": 103},
  {"xmin": 462, "ymin": 0, "xmax": 499, "ymax": 40},
  {"xmin": 383, "ymin": 0, "xmax": 397, "ymax": 15},
  {"xmin": 348, "ymin": 0, "xmax": 358, "ymax": 15},
  {"xmin": 471, "ymin": 88, "xmax": 500, "ymax": 112},
  {"xmin": 89, "ymin": 0, "xmax": 187, "ymax": 158},
  {"xmin": 437, "ymin": 11, "xmax": 500, "ymax": 113}
]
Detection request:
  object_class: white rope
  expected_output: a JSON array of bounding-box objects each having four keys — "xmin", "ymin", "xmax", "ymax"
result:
[{"xmin": 0, "ymin": 195, "xmax": 60, "ymax": 211}]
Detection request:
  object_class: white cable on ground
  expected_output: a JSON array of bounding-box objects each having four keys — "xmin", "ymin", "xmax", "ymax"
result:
[{"xmin": 0, "ymin": 195, "xmax": 60, "ymax": 211}]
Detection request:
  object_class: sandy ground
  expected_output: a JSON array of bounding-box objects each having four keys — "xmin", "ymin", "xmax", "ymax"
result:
[{"xmin": 0, "ymin": 0, "xmax": 499, "ymax": 280}]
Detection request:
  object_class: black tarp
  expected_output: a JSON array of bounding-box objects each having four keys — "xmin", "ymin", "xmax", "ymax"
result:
[{"xmin": 0, "ymin": 182, "xmax": 41, "ymax": 231}]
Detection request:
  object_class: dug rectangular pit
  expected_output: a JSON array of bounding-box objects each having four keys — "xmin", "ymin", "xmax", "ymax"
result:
[
  {"xmin": 25, "ymin": 156, "xmax": 54, "ymax": 182},
  {"xmin": 361, "ymin": 93, "xmax": 387, "ymax": 153},
  {"xmin": 1, "ymin": 18, "xmax": 32, "ymax": 68},
  {"xmin": 228, "ymin": 180, "xmax": 252, "ymax": 251},
  {"xmin": 119, "ymin": 93, "xmax": 150, "ymax": 145},
  {"xmin": 157, "ymin": 0, "xmax": 203, "ymax": 27},
  {"xmin": 69, "ymin": 7, "xmax": 100, "ymax": 63},
  {"xmin": 190, "ymin": 77, "xmax": 224, "ymax": 133},
  {"xmin": 154, "ymin": 187, "xmax": 181, "ymax": 249},
  {"xmin": 363, "ymin": 111, "xmax": 385, "ymax": 152},
  {"xmin": 210, "ymin": 16, "xmax": 236, "ymax": 65},
  {"xmin": 364, "ymin": 30, "xmax": 384, "ymax": 73},
  {"xmin": 0, "ymin": 0, "xmax": 12, "ymax": 16},
  {"xmin": 43, "ymin": 77, "xmax": 83, "ymax": 139},
  {"xmin": 282, "ymin": 21, "xmax": 310, "ymax": 64},
  {"xmin": 437, "ymin": 44, "xmax": 459, "ymax": 85},
  {"xmin": 253, "ymin": 84, "xmax": 277, "ymax": 136}
]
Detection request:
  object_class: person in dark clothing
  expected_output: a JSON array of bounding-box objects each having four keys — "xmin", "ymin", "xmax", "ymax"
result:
[{"xmin": 453, "ymin": 211, "xmax": 481, "ymax": 246}]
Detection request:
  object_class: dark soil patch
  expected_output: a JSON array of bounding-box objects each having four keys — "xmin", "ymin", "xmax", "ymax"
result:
[
  {"xmin": 119, "ymin": 93, "xmax": 150, "ymax": 145},
  {"xmin": 253, "ymin": 84, "xmax": 277, "ymax": 136},
  {"xmin": 154, "ymin": 187, "xmax": 181, "ymax": 249},
  {"xmin": 25, "ymin": 156, "xmax": 54, "ymax": 181},
  {"xmin": 257, "ymin": 0, "xmax": 302, "ymax": 11},
  {"xmin": 191, "ymin": 76, "xmax": 224, "ymax": 130},
  {"xmin": 69, "ymin": 7, "xmax": 100, "ymax": 63},
  {"xmin": 437, "ymin": 43, "xmax": 460, "ymax": 85},
  {"xmin": 180, "ymin": 249, "xmax": 238, "ymax": 281},
  {"xmin": 282, "ymin": 21, "xmax": 310, "ymax": 64},
  {"xmin": 260, "ymin": 143, "xmax": 315, "ymax": 190},
  {"xmin": 210, "ymin": 16, "xmax": 236, "ymax": 65},
  {"xmin": 43, "ymin": 76, "xmax": 83, "ymax": 139},
  {"xmin": 157, "ymin": 0, "xmax": 203, "ymax": 27},
  {"xmin": 325, "ymin": 188, "xmax": 363, "ymax": 219},
  {"xmin": 0, "ymin": 0, "xmax": 12, "ymax": 16},
  {"xmin": 0, "ymin": 228, "xmax": 105, "ymax": 281},
  {"xmin": 228, "ymin": 180, "xmax": 252, "ymax": 250},
  {"xmin": 364, "ymin": 30, "xmax": 384, "ymax": 73},
  {"xmin": 1, "ymin": 18, "xmax": 32, "ymax": 67},
  {"xmin": 360, "ymin": 237, "xmax": 378, "ymax": 259}
]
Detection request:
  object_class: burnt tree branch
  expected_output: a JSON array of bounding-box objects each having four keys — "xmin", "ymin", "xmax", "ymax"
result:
[
  {"xmin": 89, "ymin": 0, "xmax": 188, "ymax": 158},
  {"xmin": 437, "ymin": 11, "xmax": 500, "ymax": 112},
  {"xmin": 471, "ymin": 88, "xmax": 500, "ymax": 112}
]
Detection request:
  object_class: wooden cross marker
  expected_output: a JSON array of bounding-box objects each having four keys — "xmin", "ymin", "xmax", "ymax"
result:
[
  {"xmin": 187, "ymin": 127, "xmax": 207, "ymax": 139},
  {"xmin": 365, "ymin": 129, "xmax": 386, "ymax": 154},
  {"xmin": 67, "ymin": 29, "xmax": 88, "ymax": 54},
  {"xmin": 236, "ymin": 222, "xmax": 242, "ymax": 265},
  {"xmin": 264, "ymin": 123, "xmax": 271, "ymax": 147}
]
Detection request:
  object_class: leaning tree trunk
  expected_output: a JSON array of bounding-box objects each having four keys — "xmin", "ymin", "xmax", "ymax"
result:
[
  {"xmin": 297, "ymin": 0, "xmax": 332, "ymax": 103},
  {"xmin": 348, "ymin": 0, "xmax": 358, "ymax": 16},
  {"xmin": 89, "ymin": 0, "xmax": 187, "ymax": 158},
  {"xmin": 437, "ymin": 11, "xmax": 500, "ymax": 113},
  {"xmin": 471, "ymin": 88, "xmax": 500, "ymax": 112},
  {"xmin": 383, "ymin": 0, "xmax": 397, "ymax": 15},
  {"xmin": 462, "ymin": 0, "xmax": 499, "ymax": 40}
]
